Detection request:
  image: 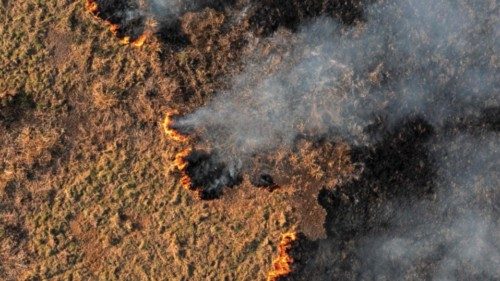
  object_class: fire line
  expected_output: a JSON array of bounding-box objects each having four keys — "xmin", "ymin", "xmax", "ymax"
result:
[
  {"xmin": 163, "ymin": 111, "xmax": 196, "ymax": 193},
  {"xmin": 84, "ymin": 0, "xmax": 149, "ymax": 47},
  {"xmin": 267, "ymin": 232, "xmax": 297, "ymax": 281}
]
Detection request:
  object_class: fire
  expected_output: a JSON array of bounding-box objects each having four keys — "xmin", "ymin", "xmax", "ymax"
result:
[
  {"xmin": 132, "ymin": 33, "xmax": 148, "ymax": 47},
  {"xmin": 118, "ymin": 34, "xmax": 148, "ymax": 47},
  {"xmin": 84, "ymin": 0, "xmax": 149, "ymax": 48},
  {"xmin": 267, "ymin": 232, "xmax": 297, "ymax": 281},
  {"xmin": 166, "ymin": 132, "xmax": 192, "ymax": 191},
  {"xmin": 163, "ymin": 112, "xmax": 189, "ymax": 142},
  {"xmin": 85, "ymin": 0, "xmax": 98, "ymax": 14},
  {"xmin": 167, "ymin": 115, "xmax": 192, "ymax": 189},
  {"xmin": 180, "ymin": 174, "xmax": 193, "ymax": 190},
  {"xmin": 110, "ymin": 24, "xmax": 120, "ymax": 35},
  {"xmin": 120, "ymin": 36, "xmax": 131, "ymax": 45},
  {"xmin": 174, "ymin": 148, "xmax": 192, "ymax": 171},
  {"xmin": 162, "ymin": 110, "xmax": 195, "ymax": 190},
  {"xmin": 173, "ymin": 148, "xmax": 193, "ymax": 190}
]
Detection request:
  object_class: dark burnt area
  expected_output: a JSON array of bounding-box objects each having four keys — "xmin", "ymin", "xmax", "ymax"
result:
[
  {"xmin": 91, "ymin": 0, "xmax": 146, "ymax": 40},
  {"xmin": 0, "ymin": 91, "xmax": 35, "ymax": 127},
  {"xmin": 447, "ymin": 106, "xmax": 500, "ymax": 133},
  {"xmin": 322, "ymin": 117, "xmax": 435, "ymax": 240},
  {"xmin": 290, "ymin": 236, "xmax": 317, "ymax": 263},
  {"xmin": 103, "ymin": 0, "xmax": 366, "ymax": 48},
  {"xmin": 480, "ymin": 107, "xmax": 500, "ymax": 131},
  {"xmin": 275, "ymin": 112, "xmax": 499, "ymax": 280},
  {"xmin": 183, "ymin": 150, "xmax": 242, "ymax": 200},
  {"xmin": 92, "ymin": 0, "xmax": 238, "ymax": 47},
  {"xmin": 181, "ymin": 149, "xmax": 283, "ymax": 199},
  {"xmin": 285, "ymin": 233, "xmax": 319, "ymax": 277},
  {"xmin": 155, "ymin": 21, "xmax": 190, "ymax": 50},
  {"xmin": 249, "ymin": 0, "xmax": 365, "ymax": 36},
  {"xmin": 276, "ymin": 117, "xmax": 438, "ymax": 280},
  {"xmin": 154, "ymin": 0, "xmax": 237, "ymax": 47},
  {"xmin": 251, "ymin": 172, "xmax": 279, "ymax": 191}
]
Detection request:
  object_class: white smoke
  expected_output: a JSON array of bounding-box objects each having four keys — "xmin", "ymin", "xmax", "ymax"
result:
[
  {"xmin": 357, "ymin": 133, "xmax": 500, "ymax": 280},
  {"xmin": 177, "ymin": 0, "xmax": 498, "ymax": 156},
  {"xmin": 147, "ymin": 0, "xmax": 195, "ymax": 21},
  {"xmin": 173, "ymin": 0, "xmax": 499, "ymax": 278}
]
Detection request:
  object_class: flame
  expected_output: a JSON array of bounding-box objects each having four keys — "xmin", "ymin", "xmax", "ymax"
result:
[
  {"xmin": 173, "ymin": 148, "xmax": 193, "ymax": 190},
  {"xmin": 174, "ymin": 148, "xmax": 192, "ymax": 171},
  {"xmin": 84, "ymin": 0, "xmax": 149, "ymax": 48},
  {"xmin": 120, "ymin": 36, "xmax": 131, "ymax": 45},
  {"xmin": 110, "ymin": 24, "xmax": 120, "ymax": 35},
  {"xmin": 180, "ymin": 175, "xmax": 193, "ymax": 190},
  {"xmin": 85, "ymin": 0, "xmax": 98, "ymax": 14},
  {"xmin": 163, "ymin": 112, "xmax": 189, "ymax": 142},
  {"xmin": 267, "ymin": 232, "xmax": 297, "ymax": 281},
  {"xmin": 132, "ymin": 33, "xmax": 148, "ymax": 47},
  {"xmin": 162, "ymin": 110, "xmax": 195, "ymax": 190}
]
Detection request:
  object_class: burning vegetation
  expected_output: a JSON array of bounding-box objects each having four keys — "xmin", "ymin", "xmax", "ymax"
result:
[
  {"xmin": 163, "ymin": 111, "xmax": 195, "ymax": 191},
  {"xmin": 163, "ymin": 111, "xmax": 189, "ymax": 143},
  {"xmin": 164, "ymin": 111, "xmax": 243, "ymax": 199},
  {"xmin": 267, "ymin": 232, "xmax": 297, "ymax": 281},
  {"xmin": 85, "ymin": 0, "xmax": 151, "ymax": 47},
  {"xmin": 267, "ymin": 232, "xmax": 320, "ymax": 281},
  {"xmin": 164, "ymin": 107, "xmax": 358, "ymax": 202},
  {"xmin": 3, "ymin": 0, "xmax": 496, "ymax": 279},
  {"xmin": 158, "ymin": 0, "xmax": 498, "ymax": 279}
]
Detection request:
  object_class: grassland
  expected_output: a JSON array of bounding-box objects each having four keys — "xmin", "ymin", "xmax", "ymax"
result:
[{"xmin": 1, "ymin": 1, "xmax": 301, "ymax": 280}]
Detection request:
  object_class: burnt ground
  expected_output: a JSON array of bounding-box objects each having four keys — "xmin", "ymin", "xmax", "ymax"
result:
[
  {"xmin": 1, "ymin": 0, "xmax": 498, "ymax": 280},
  {"xmin": 279, "ymin": 112, "xmax": 500, "ymax": 280},
  {"xmin": 1, "ymin": 0, "xmax": 367, "ymax": 279}
]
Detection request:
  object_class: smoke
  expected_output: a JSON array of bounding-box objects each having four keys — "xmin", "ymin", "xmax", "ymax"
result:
[
  {"xmin": 176, "ymin": 0, "xmax": 498, "ymax": 156},
  {"xmin": 282, "ymin": 126, "xmax": 499, "ymax": 280},
  {"xmin": 170, "ymin": 0, "xmax": 499, "ymax": 277},
  {"xmin": 352, "ymin": 133, "xmax": 500, "ymax": 280},
  {"xmin": 90, "ymin": 0, "xmax": 233, "ymax": 39},
  {"xmin": 145, "ymin": 0, "xmax": 209, "ymax": 22}
]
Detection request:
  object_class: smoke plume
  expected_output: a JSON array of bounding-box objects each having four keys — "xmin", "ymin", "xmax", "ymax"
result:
[
  {"xmin": 87, "ymin": 0, "xmax": 235, "ymax": 41},
  {"xmin": 288, "ymin": 130, "xmax": 499, "ymax": 280},
  {"xmin": 174, "ymin": 0, "xmax": 497, "ymax": 188},
  {"xmin": 357, "ymin": 132, "xmax": 499, "ymax": 280},
  {"xmin": 169, "ymin": 0, "xmax": 499, "ymax": 278}
]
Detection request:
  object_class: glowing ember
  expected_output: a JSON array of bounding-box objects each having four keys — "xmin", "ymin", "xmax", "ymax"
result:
[
  {"xmin": 109, "ymin": 24, "xmax": 120, "ymax": 35},
  {"xmin": 131, "ymin": 33, "xmax": 148, "ymax": 47},
  {"xmin": 120, "ymin": 36, "xmax": 131, "ymax": 45},
  {"xmin": 85, "ymin": 0, "xmax": 98, "ymax": 14},
  {"xmin": 174, "ymin": 148, "xmax": 191, "ymax": 171},
  {"xmin": 267, "ymin": 232, "xmax": 297, "ymax": 281},
  {"xmin": 180, "ymin": 174, "xmax": 192, "ymax": 186}
]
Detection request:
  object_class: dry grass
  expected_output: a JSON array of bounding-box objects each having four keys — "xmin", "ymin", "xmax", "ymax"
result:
[{"xmin": 0, "ymin": 1, "xmax": 309, "ymax": 280}]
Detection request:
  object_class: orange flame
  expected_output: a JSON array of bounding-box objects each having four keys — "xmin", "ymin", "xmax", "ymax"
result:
[
  {"xmin": 132, "ymin": 33, "xmax": 148, "ymax": 47},
  {"xmin": 174, "ymin": 148, "xmax": 192, "ymax": 171},
  {"xmin": 162, "ymin": 110, "xmax": 195, "ymax": 190},
  {"xmin": 267, "ymin": 232, "xmax": 297, "ymax": 281},
  {"xmin": 180, "ymin": 175, "xmax": 193, "ymax": 190},
  {"xmin": 85, "ymin": 0, "xmax": 98, "ymax": 14},
  {"xmin": 84, "ymin": 0, "xmax": 149, "ymax": 48},
  {"xmin": 163, "ymin": 112, "xmax": 189, "ymax": 142},
  {"xmin": 110, "ymin": 24, "xmax": 120, "ymax": 35},
  {"xmin": 173, "ymin": 148, "xmax": 193, "ymax": 190},
  {"xmin": 120, "ymin": 36, "xmax": 131, "ymax": 45},
  {"xmin": 162, "ymin": 109, "xmax": 201, "ymax": 193}
]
